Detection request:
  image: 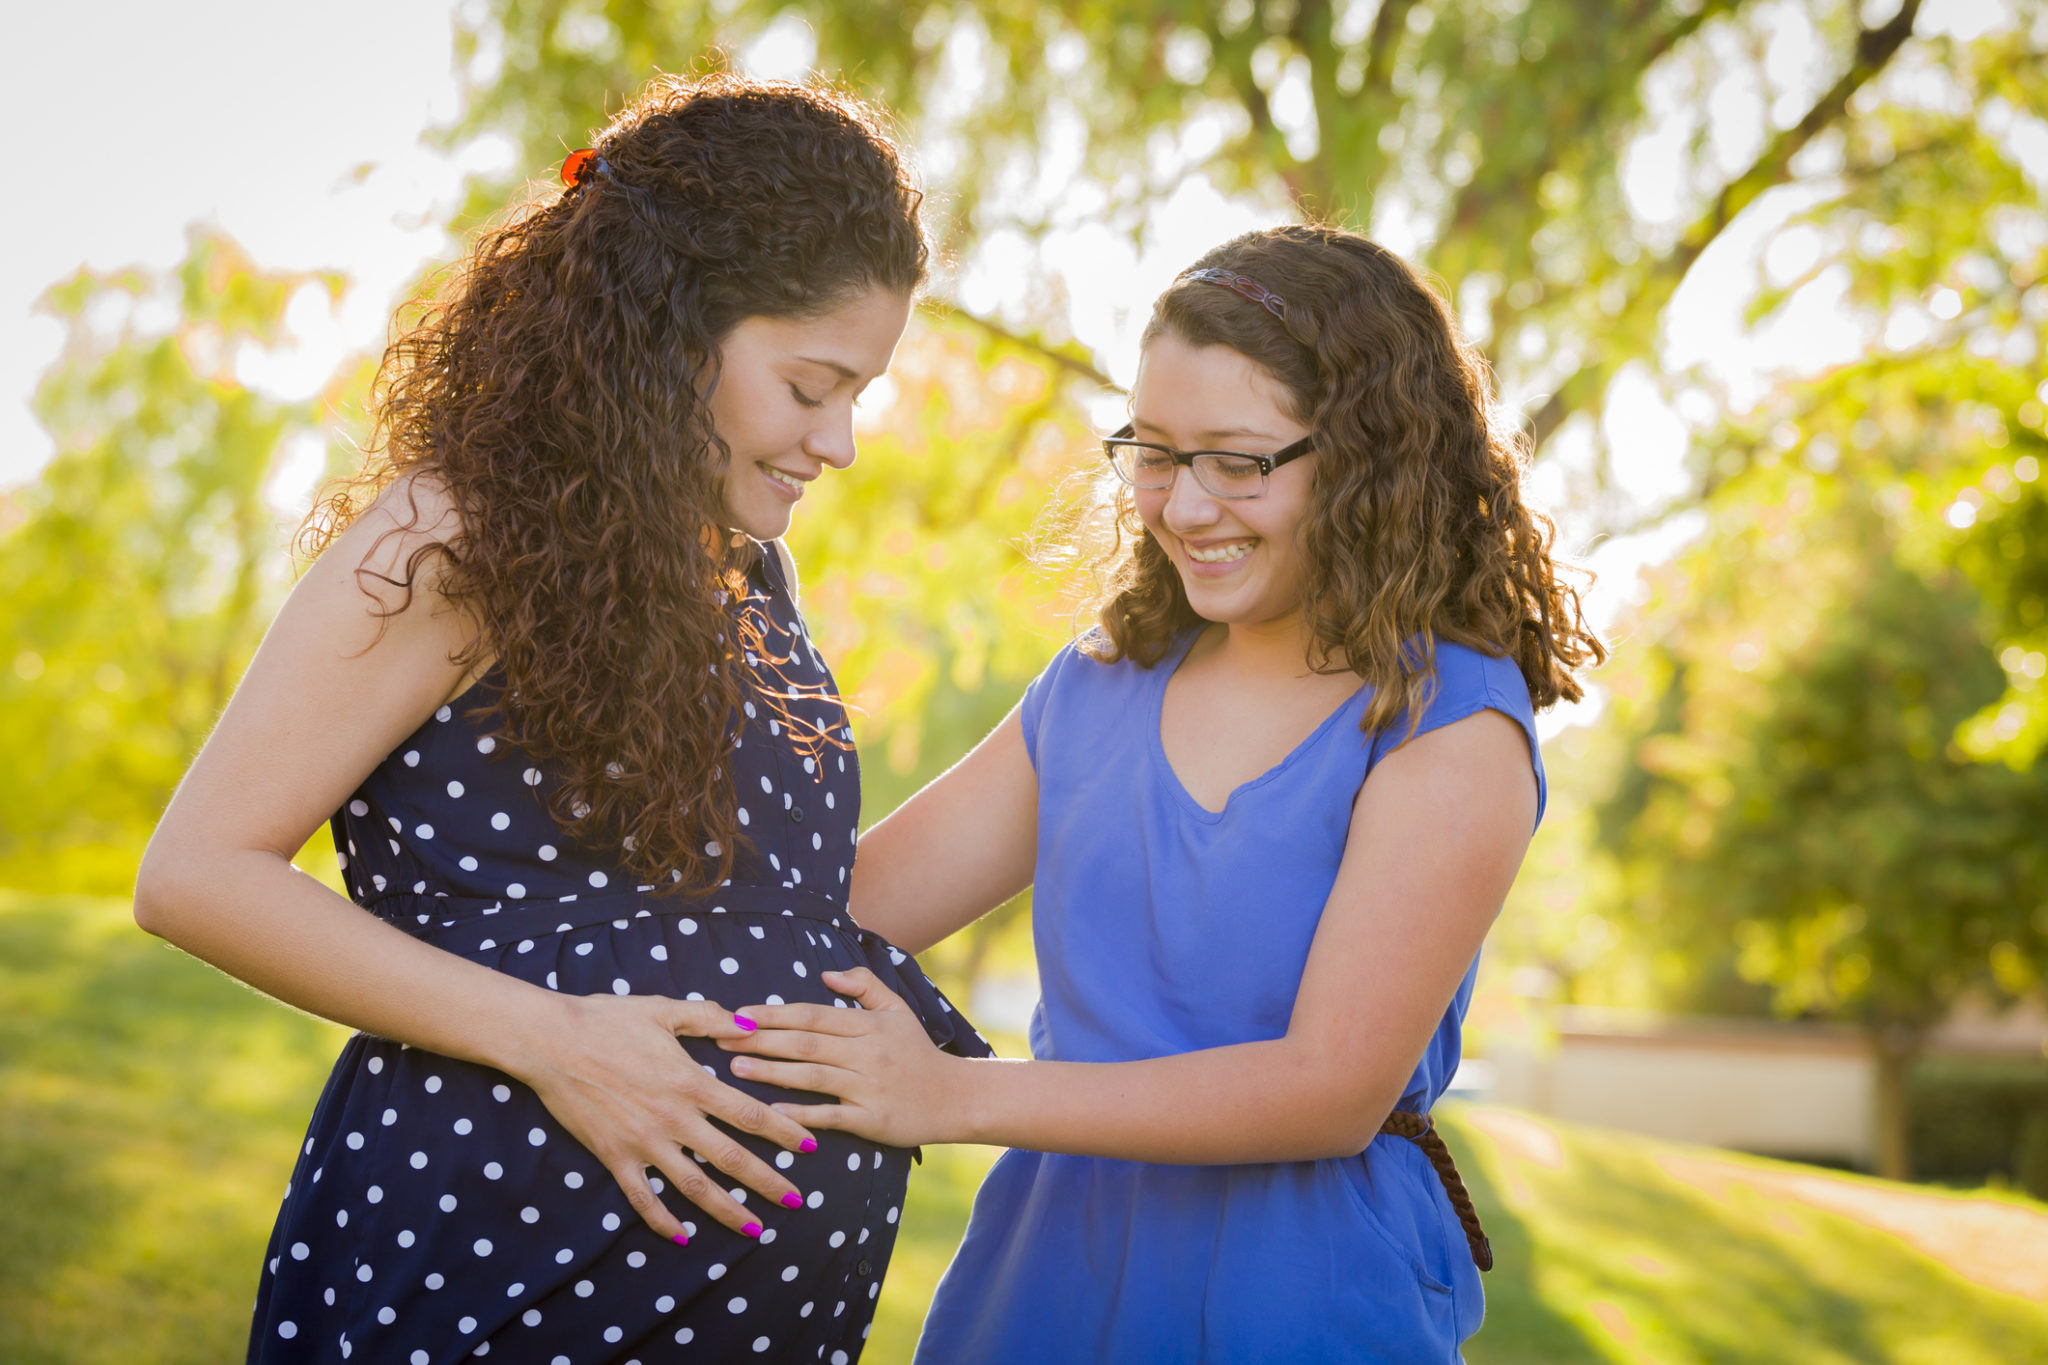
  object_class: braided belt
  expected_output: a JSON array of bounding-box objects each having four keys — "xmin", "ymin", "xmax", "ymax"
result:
[{"xmin": 1377, "ymin": 1110, "xmax": 1494, "ymax": 1272}]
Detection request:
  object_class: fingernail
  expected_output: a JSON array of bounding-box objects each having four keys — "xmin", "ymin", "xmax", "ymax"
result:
[
  {"xmin": 671, "ymin": 1233, "xmax": 690, "ymax": 1247},
  {"xmin": 799, "ymin": 1138, "xmax": 818, "ymax": 1154},
  {"xmin": 741, "ymin": 1221, "xmax": 762, "ymax": 1238},
  {"xmin": 734, "ymin": 1015, "xmax": 758, "ymax": 1032},
  {"xmin": 781, "ymin": 1191, "xmax": 803, "ymax": 1208}
]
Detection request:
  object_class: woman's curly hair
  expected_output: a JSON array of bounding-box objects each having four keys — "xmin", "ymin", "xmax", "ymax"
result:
[
  {"xmin": 1090, "ymin": 225, "xmax": 1603, "ymax": 731},
  {"xmin": 300, "ymin": 72, "xmax": 927, "ymax": 892}
]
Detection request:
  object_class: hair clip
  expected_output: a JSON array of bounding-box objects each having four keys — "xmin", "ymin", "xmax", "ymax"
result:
[
  {"xmin": 1181, "ymin": 268, "xmax": 1288, "ymax": 320},
  {"xmin": 560, "ymin": 148, "xmax": 612, "ymax": 188}
]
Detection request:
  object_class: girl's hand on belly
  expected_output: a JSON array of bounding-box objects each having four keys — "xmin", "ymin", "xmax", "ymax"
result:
[
  {"xmin": 520, "ymin": 993, "xmax": 822, "ymax": 1243},
  {"xmin": 719, "ymin": 967, "xmax": 969, "ymax": 1148}
]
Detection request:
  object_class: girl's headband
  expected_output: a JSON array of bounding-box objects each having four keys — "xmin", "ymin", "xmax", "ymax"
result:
[{"xmin": 1181, "ymin": 267, "xmax": 1288, "ymax": 321}]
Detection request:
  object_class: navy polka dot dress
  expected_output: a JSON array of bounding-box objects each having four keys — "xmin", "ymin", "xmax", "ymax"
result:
[{"xmin": 247, "ymin": 542, "xmax": 990, "ymax": 1364}]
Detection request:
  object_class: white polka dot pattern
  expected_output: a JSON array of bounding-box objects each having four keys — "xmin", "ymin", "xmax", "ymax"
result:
[{"xmin": 258, "ymin": 544, "xmax": 989, "ymax": 1363}]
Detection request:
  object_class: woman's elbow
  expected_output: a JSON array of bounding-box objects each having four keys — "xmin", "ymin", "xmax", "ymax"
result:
[{"xmin": 133, "ymin": 842, "xmax": 206, "ymax": 939}]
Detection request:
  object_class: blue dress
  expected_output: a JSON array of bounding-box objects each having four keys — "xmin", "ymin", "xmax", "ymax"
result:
[
  {"xmin": 248, "ymin": 543, "xmax": 989, "ymax": 1364},
  {"xmin": 914, "ymin": 631, "xmax": 1544, "ymax": 1364}
]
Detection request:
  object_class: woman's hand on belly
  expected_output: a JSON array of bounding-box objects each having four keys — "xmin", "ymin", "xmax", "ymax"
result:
[
  {"xmin": 718, "ymin": 968, "xmax": 970, "ymax": 1148},
  {"xmin": 520, "ymin": 992, "xmax": 823, "ymax": 1242}
]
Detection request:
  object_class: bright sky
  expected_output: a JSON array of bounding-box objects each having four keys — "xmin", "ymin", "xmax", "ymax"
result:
[
  {"xmin": 1, "ymin": 0, "xmax": 475, "ymax": 487},
  {"xmin": 3, "ymin": 0, "xmax": 2021, "ymax": 738}
]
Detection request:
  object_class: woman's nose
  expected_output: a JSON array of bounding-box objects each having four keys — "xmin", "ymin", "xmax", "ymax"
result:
[{"xmin": 806, "ymin": 408, "xmax": 857, "ymax": 470}]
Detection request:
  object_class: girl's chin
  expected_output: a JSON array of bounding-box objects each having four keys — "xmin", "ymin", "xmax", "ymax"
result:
[
  {"xmin": 1176, "ymin": 574, "xmax": 1257, "ymax": 618},
  {"xmin": 1173, "ymin": 569, "xmax": 1300, "ymax": 626}
]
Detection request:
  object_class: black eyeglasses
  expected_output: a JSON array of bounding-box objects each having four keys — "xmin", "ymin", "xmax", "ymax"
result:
[{"xmin": 1102, "ymin": 424, "xmax": 1315, "ymax": 500}]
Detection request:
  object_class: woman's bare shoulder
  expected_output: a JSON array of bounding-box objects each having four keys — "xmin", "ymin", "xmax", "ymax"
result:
[{"xmin": 314, "ymin": 470, "xmax": 469, "ymax": 612}]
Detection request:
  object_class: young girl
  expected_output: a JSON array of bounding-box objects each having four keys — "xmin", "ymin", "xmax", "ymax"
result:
[
  {"xmin": 135, "ymin": 74, "xmax": 986, "ymax": 1364},
  {"xmin": 720, "ymin": 225, "xmax": 1603, "ymax": 1361}
]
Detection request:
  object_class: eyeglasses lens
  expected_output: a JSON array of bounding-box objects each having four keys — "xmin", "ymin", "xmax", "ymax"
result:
[{"xmin": 1108, "ymin": 441, "xmax": 1266, "ymax": 499}]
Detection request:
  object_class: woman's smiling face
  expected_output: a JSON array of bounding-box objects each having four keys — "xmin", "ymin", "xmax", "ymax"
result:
[
  {"xmin": 708, "ymin": 287, "xmax": 913, "ymax": 542},
  {"xmin": 1128, "ymin": 331, "xmax": 1316, "ymax": 627}
]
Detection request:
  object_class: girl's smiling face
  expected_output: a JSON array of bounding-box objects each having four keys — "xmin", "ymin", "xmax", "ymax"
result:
[
  {"xmin": 708, "ymin": 287, "xmax": 913, "ymax": 542},
  {"xmin": 1129, "ymin": 331, "xmax": 1316, "ymax": 627}
]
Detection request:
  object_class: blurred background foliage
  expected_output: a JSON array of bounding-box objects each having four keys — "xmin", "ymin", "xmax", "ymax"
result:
[
  {"xmin": 0, "ymin": 235, "xmax": 353, "ymax": 895},
  {"xmin": 4, "ymin": 0, "xmax": 2047, "ymax": 1193}
]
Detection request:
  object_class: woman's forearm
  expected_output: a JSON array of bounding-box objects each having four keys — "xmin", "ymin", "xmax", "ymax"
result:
[
  {"xmin": 135, "ymin": 847, "xmax": 569, "ymax": 1080},
  {"xmin": 944, "ymin": 1040, "xmax": 1401, "ymax": 1164}
]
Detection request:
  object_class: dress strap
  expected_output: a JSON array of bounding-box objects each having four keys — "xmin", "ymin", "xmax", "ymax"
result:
[
  {"xmin": 1378, "ymin": 1110, "xmax": 1493, "ymax": 1272},
  {"xmin": 746, "ymin": 536, "xmax": 792, "ymax": 603}
]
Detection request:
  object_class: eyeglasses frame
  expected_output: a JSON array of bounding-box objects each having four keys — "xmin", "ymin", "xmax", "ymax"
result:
[{"xmin": 1102, "ymin": 423, "xmax": 1316, "ymax": 500}]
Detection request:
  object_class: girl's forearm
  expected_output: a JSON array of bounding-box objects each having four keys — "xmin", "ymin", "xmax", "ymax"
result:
[
  {"xmin": 135, "ymin": 847, "xmax": 570, "ymax": 1080},
  {"xmin": 943, "ymin": 1041, "xmax": 1399, "ymax": 1164}
]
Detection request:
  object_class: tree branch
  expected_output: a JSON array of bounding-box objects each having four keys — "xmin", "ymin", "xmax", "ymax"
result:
[
  {"xmin": 1192, "ymin": 3, "xmax": 1315, "ymax": 205},
  {"xmin": 1671, "ymin": 0, "xmax": 1924, "ymax": 273},
  {"xmin": 1289, "ymin": 0, "xmax": 1341, "ymax": 212},
  {"xmin": 1524, "ymin": 0, "xmax": 1925, "ymax": 456},
  {"xmin": 1447, "ymin": 0, "xmax": 1743, "ymax": 288},
  {"xmin": 1643, "ymin": 0, "xmax": 1735, "ymax": 68},
  {"xmin": 1363, "ymin": 0, "xmax": 1423, "ymax": 95},
  {"xmin": 929, "ymin": 298, "xmax": 1123, "ymax": 392}
]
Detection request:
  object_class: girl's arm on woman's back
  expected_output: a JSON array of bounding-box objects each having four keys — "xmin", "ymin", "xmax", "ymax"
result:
[
  {"xmin": 846, "ymin": 705, "xmax": 1038, "ymax": 953},
  {"xmin": 731, "ymin": 707, "xmax": 1534, "ymax": 1163}
]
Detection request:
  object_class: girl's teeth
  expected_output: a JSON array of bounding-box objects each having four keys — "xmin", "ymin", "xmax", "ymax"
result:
[
  {"xmin": 764, "ymin": 466, "xmax": 802, "ymax": 491},
  {"xmin": 1188, "ymin": 541, "xmax": 1255, "ymax": 563}
]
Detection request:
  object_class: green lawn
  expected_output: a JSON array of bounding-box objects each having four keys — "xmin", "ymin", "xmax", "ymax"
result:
[{"xmin": 4, "ymin": 890, "xmax": 2045, "ymax": 1364}]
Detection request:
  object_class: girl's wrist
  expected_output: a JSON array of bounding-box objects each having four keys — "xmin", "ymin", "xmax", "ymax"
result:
[{"xmin": 945, "ymin": 1054, "xmax": 1011, "ymax": 1147}]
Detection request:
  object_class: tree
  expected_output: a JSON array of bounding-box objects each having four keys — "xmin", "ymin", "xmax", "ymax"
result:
[
  {"xmin": 1589, "ymin": 457, "xmax": 2048, "ymax": 1179},
  {"xmin": 445, "ymin": 0, "xmax": 2048, "ymax": 1023},
  {"xmin": 446, "ymin": 0, "xmax": 2035, "ymax": 493},
  {"xmin": 0, "ymin": 231, "xmax": 347, "ymax": 893}
]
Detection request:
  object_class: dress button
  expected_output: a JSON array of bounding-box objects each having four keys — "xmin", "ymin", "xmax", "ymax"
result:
[
  {"xmin": 855, "ymin": 1258, "xmax": 873, "ymax": 1277},
  {"xmin": 790, "ymin": 806, "xmax": 805, "ymax": 824}
]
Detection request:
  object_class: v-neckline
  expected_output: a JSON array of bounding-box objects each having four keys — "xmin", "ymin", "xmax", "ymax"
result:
[{"xmin": 1149, "ymin": 629, "xmax": 1369, "ymax": 823}]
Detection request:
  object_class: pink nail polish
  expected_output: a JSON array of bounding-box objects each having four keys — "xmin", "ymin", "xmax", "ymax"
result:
[
  {"xmin": 799, "ymin": 1138, "xmax": 818, "ymax": 1154},
  {"xmin": 742, "ymin": 1221, "xmax": 762, "ymax": 1238},
  {"xmin": 781, "ymin": 1191, "xmax": 802, "ymax": 1208},
  {"xmin": 671, "ymin": 1233, "xmax": 690, "ymax": 1247},
  {"xmin": 734, "ymin": 1015, "xmax": 758, "ymax": 1032}
]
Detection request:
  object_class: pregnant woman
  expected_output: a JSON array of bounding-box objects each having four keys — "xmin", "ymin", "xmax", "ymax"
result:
[
  {"xmin": 135, "ymin": 73, "xmax": 985, "ymax": 1364},
  {"xmin": 722, "ymin": 225, "xmax": 1604, "ymax": 1362}
]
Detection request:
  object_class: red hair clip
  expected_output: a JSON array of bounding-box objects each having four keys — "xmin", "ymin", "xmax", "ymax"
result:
[{"xmin": 561, "ymin": 148, "xmax": 608, "ymax": 188}]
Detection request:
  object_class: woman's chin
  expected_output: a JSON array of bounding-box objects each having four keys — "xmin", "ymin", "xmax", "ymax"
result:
[{"xmin": 723, "ymin": 502, "xmax": 795, "ymax": 544}]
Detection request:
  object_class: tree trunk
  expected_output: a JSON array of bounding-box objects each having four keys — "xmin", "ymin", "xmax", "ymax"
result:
[{"xmin": 1870, "ymin": 1024, "xmax": 1920, "ymax": 1182}]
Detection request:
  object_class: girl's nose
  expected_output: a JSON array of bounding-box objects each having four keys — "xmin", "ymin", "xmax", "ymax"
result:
[{"xmin": 1160, "ymin": 463, "xmax": 1220, "ymax": 531}]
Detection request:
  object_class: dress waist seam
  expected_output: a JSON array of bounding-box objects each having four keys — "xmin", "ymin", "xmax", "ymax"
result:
[{"xmin": 363, "ymin": 884, "xmax": 861, "ymax": 951}]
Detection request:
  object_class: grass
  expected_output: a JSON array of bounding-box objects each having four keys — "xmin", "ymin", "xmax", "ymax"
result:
[{"xmin": 4, "ymin": 890, "xmax": 2046, "ymax": 1364}]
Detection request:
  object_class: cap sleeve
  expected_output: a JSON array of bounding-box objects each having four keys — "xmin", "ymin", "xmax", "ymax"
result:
[
  {"xmin": 1368, "ymin": 641, "xmax": 1547, "ymax": 826},
  {"xmin": 1019, "ymin": 640, "xmax": 1088, "ymax": 770}
]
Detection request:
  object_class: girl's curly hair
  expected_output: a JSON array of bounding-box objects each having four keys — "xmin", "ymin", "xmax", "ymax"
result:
[
  {"xmin": 1091, "ymin": 225, "xmax": 1603, "ymax": 731},
  {"xmin": 300, "ymin": 72, "xmax": 927, "ymax": 892}
]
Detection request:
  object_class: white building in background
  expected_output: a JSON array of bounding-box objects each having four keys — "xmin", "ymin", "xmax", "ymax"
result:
[{"xmin": 1483, "ymin": 999, "xmax": 2048, "ymax": 1169}]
